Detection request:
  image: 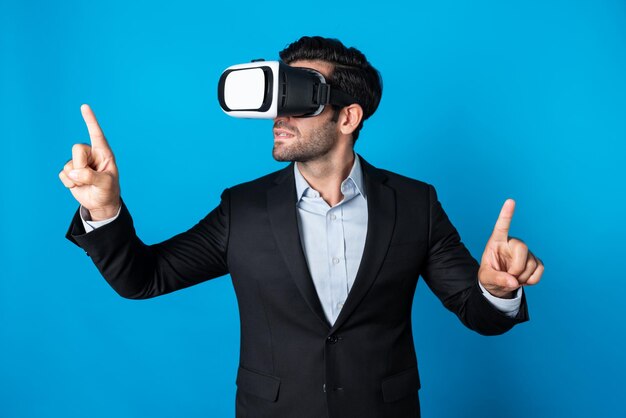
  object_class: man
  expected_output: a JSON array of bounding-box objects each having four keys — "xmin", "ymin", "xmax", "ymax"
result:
[{"xmin": 60, "ymin": 36, "xmax": 544, "ymax": 418}]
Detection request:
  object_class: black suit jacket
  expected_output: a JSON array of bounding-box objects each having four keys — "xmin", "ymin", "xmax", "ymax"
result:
[{"xmin": 66, "ymin": 157, "xmax": 528, "ymax": 418}]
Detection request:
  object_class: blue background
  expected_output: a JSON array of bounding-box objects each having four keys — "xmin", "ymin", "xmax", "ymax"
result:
[{"xmin": 1, "ymin": 0, "xmax": 625, "ymax": 416}]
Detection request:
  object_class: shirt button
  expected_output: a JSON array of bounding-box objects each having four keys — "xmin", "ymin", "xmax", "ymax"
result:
[
  {"xmin": 330, "ymin": 214, "xmax": 337, "ymax": 220},
  {"xmin": 332, "ymin": 257, "xmax": 340, "ymax": 264},
  {"xmin": 337, "ymin": 302, "xmax": 344, "ymax": 309}
]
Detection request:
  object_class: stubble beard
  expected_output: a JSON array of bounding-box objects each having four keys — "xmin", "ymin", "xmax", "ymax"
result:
[{"xmin": 272, "ymin": 119, "xmax": 338, "ymax": 163}]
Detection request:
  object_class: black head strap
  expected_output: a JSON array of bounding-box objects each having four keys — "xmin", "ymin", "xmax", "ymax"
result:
[{"xmin": 315, "ymin": 83, "xmax": 359, "ymax": 108}]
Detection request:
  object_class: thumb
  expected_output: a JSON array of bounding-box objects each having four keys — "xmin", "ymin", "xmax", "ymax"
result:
[
  {"xmin": 480, "ymin": 268, "xmax": 520, "ymax": 292},
  {"xmin": 68, "ymin": 167, "xmax": 110, "ymax": 187}
]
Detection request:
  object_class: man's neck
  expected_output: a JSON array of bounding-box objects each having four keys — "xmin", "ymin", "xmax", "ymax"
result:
[{"xmin": 296, "ymin": 148, "xmax": 355, "ymax": 207}]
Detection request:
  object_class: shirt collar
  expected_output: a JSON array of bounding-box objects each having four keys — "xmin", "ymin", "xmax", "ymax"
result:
[{"xmin": 294, "ymin": 153, "xmax": 366, "ymax": 201}]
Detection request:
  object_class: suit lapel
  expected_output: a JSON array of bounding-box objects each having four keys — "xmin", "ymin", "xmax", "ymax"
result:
[
  {"xmin": 267, "ymin": 164, "xmax": 331, "ymax": 330},
  {"xmin": 330, "ymin": 157, "xmax": 396, "ymax": 332}
]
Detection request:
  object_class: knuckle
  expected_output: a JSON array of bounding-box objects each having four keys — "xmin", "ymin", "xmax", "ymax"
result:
[
  {"xmin": 496, "ymin": 275, "xmax": 510, "ymax": 287},
  {"xmin": 509, "ymin": 238, "xmax": 527, "ymax": 251},
  {"xmin": 72, "ymin": 143, "xmax": 90, "ymax": 156},
  {"xmin": 81, "ymin": 169, "xmax": 93, "ymax": 182},
  {"xmin": 58, "ymin": 172, "xmax": 75, "ymax": 188},
  {"xmin": 528, "ymin": 267, "xmax": 544, "ymax": 285}
]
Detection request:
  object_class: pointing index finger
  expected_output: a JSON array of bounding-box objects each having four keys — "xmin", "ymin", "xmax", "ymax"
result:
[
  {"xmin": 491, "ymin": 199, "xmax": 515, "ymax": 242},
  {"xmin": 80, "ymin": 104, "xmax": 111, "ymax": 151}
]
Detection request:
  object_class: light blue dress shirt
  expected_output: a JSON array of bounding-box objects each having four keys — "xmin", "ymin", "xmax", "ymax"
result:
[{"xmin": 294, "ymin": 155, "xmax": 368, "ymax": 325}]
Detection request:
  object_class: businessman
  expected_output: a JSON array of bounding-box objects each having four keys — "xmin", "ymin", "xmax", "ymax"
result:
[{"xmin": 61, "ymin": 36, "xmax": 544, "ymax": 418}]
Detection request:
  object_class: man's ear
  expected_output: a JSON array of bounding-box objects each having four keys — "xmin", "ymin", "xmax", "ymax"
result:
[{"xmin": 338, "ymin": 104, "xmax": 364, "ymax": 136}]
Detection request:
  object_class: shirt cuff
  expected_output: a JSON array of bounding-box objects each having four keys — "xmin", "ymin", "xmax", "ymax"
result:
[
  {"xmin": 79, "ymin": 205, "xmax": 121, "ymax": 233},
  {"xmin": 478, "ymin": 281, "xmax": 522, "ymax": 318}
]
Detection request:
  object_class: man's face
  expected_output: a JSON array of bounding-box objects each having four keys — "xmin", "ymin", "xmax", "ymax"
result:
[{"xmin": 272, "ymin": 60, "xmax": 340, "ymax": 162}]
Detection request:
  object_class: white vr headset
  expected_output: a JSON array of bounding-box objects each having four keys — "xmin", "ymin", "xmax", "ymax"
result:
[{"xmin": 217, "ymin": 60, "xmax": 358, "ymax": 119}]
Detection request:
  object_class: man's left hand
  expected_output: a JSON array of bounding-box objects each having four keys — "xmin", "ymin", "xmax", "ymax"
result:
[{"xmin": 478, "ymin": 199, "xmax": 544, "ymax": 298}]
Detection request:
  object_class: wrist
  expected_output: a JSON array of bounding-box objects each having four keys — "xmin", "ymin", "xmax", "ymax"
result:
[
  {"xmin": 485, "ymin": 287, "xmax": 515, "ymax": 299},
  {"xmin": 89, "ymin": 202, "xmax": 121, "ymax": 221},
  {"xmin": 480, "ymin": 282, "xmax": 516, "ymax": 299},
  {"xmin": 493, "ymin": 290, "xmax": 515, "ymax": 299}
]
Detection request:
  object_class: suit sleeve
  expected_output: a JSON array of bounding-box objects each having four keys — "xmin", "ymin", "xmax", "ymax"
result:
[
  {"xmin": 65, "ymin": 189, "xmax": 231, "ymax": 299},
  {"xmin": 421, "ymin": 185, "xmax": 529, "ymax": 335}
]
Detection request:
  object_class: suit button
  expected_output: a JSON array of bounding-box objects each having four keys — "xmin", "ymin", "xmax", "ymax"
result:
[{"xmin": 327, "ymin": 335, "xmax": 338, "ymax": 344}]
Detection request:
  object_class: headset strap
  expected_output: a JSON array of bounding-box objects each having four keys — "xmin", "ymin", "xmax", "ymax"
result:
[{"xmin": 317, "ymin": 83, "xmax": 360, "ymax": 108}]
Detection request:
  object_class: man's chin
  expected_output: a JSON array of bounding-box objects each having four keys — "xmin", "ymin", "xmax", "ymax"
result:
[
  {"xmin": 272, "ymin": 148, "xmax": 293, "ymax": 162},
  {"xmin": 273, "ymin": 143, "xmax": 301, "ymax": 162}
]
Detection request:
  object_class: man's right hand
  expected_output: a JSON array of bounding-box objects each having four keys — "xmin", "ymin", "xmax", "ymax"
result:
[{"xmin": 59, "ymin": 104, "xmax": 121, "ymax": 221}]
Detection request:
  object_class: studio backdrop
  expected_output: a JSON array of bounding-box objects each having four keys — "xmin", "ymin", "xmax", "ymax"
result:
[{"xmin": 1, "ymin": 0, "xmax": 625, "ymax": 417}]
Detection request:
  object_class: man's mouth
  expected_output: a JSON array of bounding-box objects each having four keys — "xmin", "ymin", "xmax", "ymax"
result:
[{"xmin": 274, "ymin": 129, "xmax": 296, "ymax": 139}]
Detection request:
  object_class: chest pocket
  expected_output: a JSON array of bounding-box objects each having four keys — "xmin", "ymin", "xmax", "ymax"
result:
[{"xmin": 384, "ymin": 241, "xmax": 425, "ymax": 263}]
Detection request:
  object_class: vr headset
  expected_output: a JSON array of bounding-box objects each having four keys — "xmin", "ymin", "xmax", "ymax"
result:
[{"xmin": 217, "ymin": 60, "xmax": 358, "ymax": 119}]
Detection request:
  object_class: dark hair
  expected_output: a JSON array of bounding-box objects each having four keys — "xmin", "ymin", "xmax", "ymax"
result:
[{"xmin": 279, "ymin": 36, "xmax": 383, "ymax": 142}]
